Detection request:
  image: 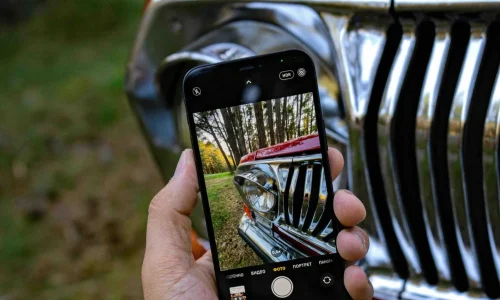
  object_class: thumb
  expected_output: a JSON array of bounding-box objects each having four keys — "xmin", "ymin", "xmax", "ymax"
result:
[
  {"xmin": 144, "ymin": 149, "xmax": 199, "ymax": 268},
  {"xmin": 196, "ymin": 251, "xmax": 216, "ymax": 280}
]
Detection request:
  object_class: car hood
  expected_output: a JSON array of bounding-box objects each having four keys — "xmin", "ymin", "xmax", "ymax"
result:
[{"xmin": 240, "ymin": 133, "xmax": 320, "ymax": 164}]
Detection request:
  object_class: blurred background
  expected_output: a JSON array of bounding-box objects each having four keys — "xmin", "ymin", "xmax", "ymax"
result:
[{"xmin": 0, "ymin": 1, "xmax": 163, "ymax": 298}]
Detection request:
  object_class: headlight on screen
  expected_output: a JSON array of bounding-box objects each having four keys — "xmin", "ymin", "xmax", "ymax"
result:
[{"xmin": 242, "ymin": 180, "xmax": 276, "ymax": 213}]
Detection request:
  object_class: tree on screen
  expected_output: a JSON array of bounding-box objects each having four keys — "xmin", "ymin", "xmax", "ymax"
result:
[
  {"xmin": 198, "ymin": 141, "xmax": 227, "ymax": 174},
  {"xmin": 297, "ymin": 94, "xmax": 303, "ymax": 137},
  {"xmin": 220, "ymin": 108, "xmax": 241, "ymax": 164},
  {"xmin": 266, "ymin": 100, "xmax": 275, "ymax": 145},
  {"xmin": 244, "ymin": 105, "xmax": 257, "ymax": 153},
  {"xmin": 194, "ymin": 112, "xmax": 234, "ymax": 173},
  {"xmin": 211, "ymin": 110, "xmax": 237, "ymax": 169},
  {"xmin": 275, "ymin": 98, "xmax": 282, "ymax": 143},
  {"xmin": 253, "ymin": 101, "xmax": 267, "ymax": 149},
  {"xmin": 282, "ymin": 97, "xmax": 288, "ymax": 141},
  {"xmin": 194, "ymin": 92, "xmax": 317, "ymax": 172},
  {"xmin": 232, "ymin": 106, "xmax": 248, "ymax": 157}
]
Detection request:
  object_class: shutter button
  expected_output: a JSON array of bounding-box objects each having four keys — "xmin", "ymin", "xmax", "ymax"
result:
[{"xmin": 271, "ymin": 276, "xmax": 294, "ymax": 298}]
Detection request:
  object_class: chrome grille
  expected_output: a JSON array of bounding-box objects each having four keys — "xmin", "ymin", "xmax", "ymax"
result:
[
  {"xmin": 326, "ymin": 12, "xmax": 500, "ymax": 298},
  {"xmin": 280, "ymin": 161, "xmax": 335, "ymax": 240}
]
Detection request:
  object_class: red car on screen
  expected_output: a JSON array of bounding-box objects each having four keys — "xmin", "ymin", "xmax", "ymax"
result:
[{"xmin": 233, "ymin": 133, "xmax": 337, "ymax": 262}]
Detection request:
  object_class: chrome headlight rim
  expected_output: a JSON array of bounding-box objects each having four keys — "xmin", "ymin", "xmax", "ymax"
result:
[{"xmin": 234, "ymin": 168, "xmax": 277, "ymax": 213}]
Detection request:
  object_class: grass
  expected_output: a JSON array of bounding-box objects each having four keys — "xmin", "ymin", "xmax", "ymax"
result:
[
  {"xmin": 206, "ymin": 176, "xmax": 235, "ymax": 233},
  {"xmin": 204, "ymin": 172, "xmax": 232, "ymax": 180},
  {"xmin": 0, "ymin": 1, "xmax": 164, "ymax": 298},
  {"xmin": 205, "ymin": 176, "xmax": 263, "ymax": 271}
]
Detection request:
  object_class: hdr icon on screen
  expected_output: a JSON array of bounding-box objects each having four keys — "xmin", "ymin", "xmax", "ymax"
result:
[{"xmin": 279, "ymin": 70, "xmax": 294, "ymax": 80}]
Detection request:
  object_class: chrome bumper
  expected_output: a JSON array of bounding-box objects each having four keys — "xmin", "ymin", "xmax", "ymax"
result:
[{"xmin": 238, "ymin": 214, "xmax": 304, "ymax": 263}]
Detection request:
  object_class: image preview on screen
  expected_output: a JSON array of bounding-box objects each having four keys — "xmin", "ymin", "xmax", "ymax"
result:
[{"xmin": 194, "ymin": 92, "xmax": 337, "ymax": 272}]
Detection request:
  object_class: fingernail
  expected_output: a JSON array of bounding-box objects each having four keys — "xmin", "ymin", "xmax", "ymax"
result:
[
  {"xmin": 341, "ymin": 189, "xmax": 354, "ymax": 195},
  {"xmin": 354, "ymin": 230, "xmax": 367, "ymax": 250},
  {"xmin": 174, "ymin": 151, "xmax": 187, "ymax": 177}
]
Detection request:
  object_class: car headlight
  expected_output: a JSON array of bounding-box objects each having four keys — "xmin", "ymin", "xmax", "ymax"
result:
[
  {"xmin": 235, "ymin": 168, "xmax": 277, "ymax": 213},
  {"xmin": 242, "ymin": 180, "xmax": 276, "ymax": 213}
]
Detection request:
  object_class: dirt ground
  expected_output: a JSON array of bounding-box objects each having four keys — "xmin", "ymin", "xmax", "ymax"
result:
[{"xmin": 205, "ymin": 175, "xmax": 263, "ymax": 271}]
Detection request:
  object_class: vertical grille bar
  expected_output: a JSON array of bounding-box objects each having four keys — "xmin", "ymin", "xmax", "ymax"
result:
[
  {"xmin": 292, "ymin": 165, "xmax": 307, "ymax": 227},
  {"xmin": 485, "ymin": 65, "xmax": 500, "ymax": 281},
  {"xmin": 323, "ymin": 222, "xmax": 337, "ymax": 242},
  {"xmin": 287, "ymin": 166, "xmax": 300, "ymax": 225},
  {"xmin": 428, "ymin": 21, "xmax": 470, "ymax": 292},
  {"xmin": 488, "ymin": 69, "xmax": 500, "ymax": 242},
  {"xmin": 300, "ymin": 164, "xmax": 322, "ymax": 231},
  {"xmin": 378, "ymin": 21, "xmax": 421, "ymax": 274},
  {"xmin": 283, "ymin": 165, "xmax": 295, "ymax": 225},
  {"xmin": 321, "ymin": 12, "xmax": 394, "ymax": 271},
  {"xmin": 415, "ymin": 21, "xmax": 452, "ymax": 282},
  {"xmin": 308, "ymin": 167, "xmax": 328, "ymax": 234},
  {"xmin": 298, "ymin": 165, "xmax": 314, "ymax": 229},
  {"xmin": 446, "ymin": 24, "xmax": 486, "ymax": 286},
  {"xmin": 311, "ymin": 188, "xmax": 334, "ymax": 237},
  {"xmin": 462, "ymin": 22, "xmax": 500, "ymax": 298},
  {"xmin": 364, "ymin": 23, "xmax": 409, "ymax": 279},
  {"xmin": 391, "ymin": 21, "xmax": 438, "ymax": 284}
]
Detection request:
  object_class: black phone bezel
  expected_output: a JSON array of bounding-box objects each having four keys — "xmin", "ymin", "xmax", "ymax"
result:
[{"xmin": 182, "ymin": 49, "xmax": 347, "ymax": 299}]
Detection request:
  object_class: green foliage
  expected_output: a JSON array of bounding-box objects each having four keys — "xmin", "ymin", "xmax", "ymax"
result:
[
  {"xmin": 0, "ymin": 200, "xmax": 35, "ymax": 278},
  {"xmin": 0, "ymin": 1, "xmax": 152, "ymax": 298},
  {"xmin": 0, "ymin": 0, "xmax": 143, "ymax": 191},
  {"xmin": 199, "ymin": 141, "xmax": 231, "ymax": 174},
  {"xmin": 27, "ymin": 0, "xmax": 140, "ymax": 41}
]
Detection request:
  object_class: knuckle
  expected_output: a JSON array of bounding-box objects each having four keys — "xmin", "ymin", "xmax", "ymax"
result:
[
  {"xmin": 148, "ymin": 194, "xmax": 164, "ymax": 216},
  {"xmin": 148, "ymin": 186, "xmax": 174, "ymax": 216}
]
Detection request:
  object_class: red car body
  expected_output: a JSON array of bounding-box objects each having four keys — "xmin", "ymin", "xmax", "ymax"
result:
[{"xmin": 240, "ymin": 133, "xmax": 321, "ymax": 164}]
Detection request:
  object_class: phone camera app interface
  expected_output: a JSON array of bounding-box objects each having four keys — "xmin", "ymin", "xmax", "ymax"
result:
[{"xmin": 194, "ymin": 92, "xmax": 337, "ymax": 272}]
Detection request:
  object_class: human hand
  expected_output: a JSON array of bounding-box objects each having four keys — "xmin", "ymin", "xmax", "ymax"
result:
[{"xmin": 142, "ymin": 148, "xmax": 373, "ymax": 300}]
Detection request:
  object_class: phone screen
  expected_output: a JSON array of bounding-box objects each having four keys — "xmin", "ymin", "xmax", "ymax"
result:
[{"xmin": 183, "ymin": 50, "xmax": 348, "ymax": 299}]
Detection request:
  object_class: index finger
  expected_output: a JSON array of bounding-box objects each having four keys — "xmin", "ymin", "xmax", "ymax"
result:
[{"xmin": 328, "ymin": 147, "xmax": 344, "ymax": 180}]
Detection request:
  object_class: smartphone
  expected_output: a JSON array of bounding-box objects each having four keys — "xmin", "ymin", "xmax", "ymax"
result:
[{"xmin": 183, "ymin": 50, "xmax": 348, "ymax": 299}]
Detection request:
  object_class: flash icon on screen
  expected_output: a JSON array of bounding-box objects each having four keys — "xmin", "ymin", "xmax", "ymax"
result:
[{"xmin": 193, "ymin": 87, "xmax": 201, "ymax": 96}]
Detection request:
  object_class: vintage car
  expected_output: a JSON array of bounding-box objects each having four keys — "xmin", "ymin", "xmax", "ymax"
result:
[
  {"xmin": 233, "ymin": 133, "xmax": 337, "ymax": 262},
  {"xmin": 126, "ymin": 0, "xmax": 500, "ymax": 298}
]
